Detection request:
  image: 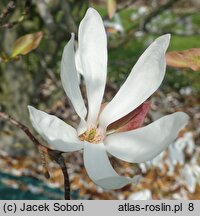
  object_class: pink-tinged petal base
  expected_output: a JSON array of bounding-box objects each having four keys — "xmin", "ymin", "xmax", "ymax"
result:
[
  {"xmin": 105, "ymin": 112, "xmax": 189, "ymax": 163},
  {"xmin": 107, "ymin": 101, "xmax": 150, "ymax": 132}
]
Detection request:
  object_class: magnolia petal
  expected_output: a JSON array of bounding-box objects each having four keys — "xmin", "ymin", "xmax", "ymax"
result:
[
  {"xmin": 61, "ymin": 33, "xmax": 87, "ymax": 132},
  {"xmin": 99, "ymin": 34, "xmax": 170, "ymax": 131},
  {"xmin": 83, "ymin": 142, "xmax": 141, "ymax": 190},
  {"xmin": 77, "ymin": 119, "xmax": 88, "ymax": 136},
  {"xmin": 79, "ymin": 8, "xmax": 107, "ymax": 126},
  {"xmin": 107, "ymin": 101, "xmax": 150, "ymax": 132},
  {"xmin": 118, "ymin": 101, "xmax": 150, "ymax": 132},
  {"xmin": 75, "ymin": 48, "xmax": 83, "ymax": 76},
  {"xmin": 105, "ymin": 112, "xmax": 189, "ymax": 163},
  {"xmin": 28, "ymin": 106, "xmax": 83, "ymax": 152}
]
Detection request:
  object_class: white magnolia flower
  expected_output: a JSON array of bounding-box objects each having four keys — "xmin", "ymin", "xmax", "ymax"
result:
[{"xmin": 28, "ymin": 8, "xmax": 189, "ymax": 190}]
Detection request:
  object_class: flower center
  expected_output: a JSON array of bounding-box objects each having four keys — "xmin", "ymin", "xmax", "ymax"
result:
[{"xmin": 79, "ymin": 127, "xmax": 104, "ymax": 144}]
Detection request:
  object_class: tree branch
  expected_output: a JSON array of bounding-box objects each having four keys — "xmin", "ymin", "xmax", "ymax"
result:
[
  {"xmin": 0, "ymin": 0, "xmax": 16, "ymax": 25},
  {"xmin": 116, "ymin": 0, "xmax": 138, "ymax": 13},
  {"xmin": 0, "ymin": 111, "xmax": 71, "ymax": 200},
  {"xmin": 0, "ymin": 0, "xmax": 31, "ymax": 29},
  {"xmin": 139, "ymin": 0, "xmax": 180, "ymax": 32}
]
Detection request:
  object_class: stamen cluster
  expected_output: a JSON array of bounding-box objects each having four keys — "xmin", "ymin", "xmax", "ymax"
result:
[{"xmin": 79, "ymin": 127, "xmax": 103, "ymax": 144}]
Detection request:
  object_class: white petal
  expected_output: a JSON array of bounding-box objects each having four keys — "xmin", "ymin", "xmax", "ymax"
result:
[
  {"xmin": 75, "ymin": 48, "xmax": 83, "ymax": 76},
  {"xmin": 83, "ymin": 142, "xmax": 141, "ymax": 190},
  {"xmin": 99, "ymin": 34, "xmax": 170, "ymax": 130},
  {"xmin": 105, "ymin": 112, "xmax": 189, "ymax": 163},
  {"xmin": 28, "ymin": 106, "xmax": 83, "ymax": 152},
  {"xmin": 61, "ymin": 33, "xmax": 87, "ymax": 132},
  {"xmin": 79, "ymin": 8, "xmax": 107, "ymax": 125}
]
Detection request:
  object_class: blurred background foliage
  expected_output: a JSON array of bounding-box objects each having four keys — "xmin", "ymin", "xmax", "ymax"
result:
[{"xmin": 0, "ymin": 0, "xmax": 200, "ymax": 199}]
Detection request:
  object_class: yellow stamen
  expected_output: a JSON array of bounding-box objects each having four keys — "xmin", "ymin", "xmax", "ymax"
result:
[{"xmin": 79, "ymin": 127, "xmax": 103, "ymax": 144}]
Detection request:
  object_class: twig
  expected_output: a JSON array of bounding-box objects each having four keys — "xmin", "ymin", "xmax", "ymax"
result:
[
  {"xmin": 116, "ymin": 0, "xmax": 138, "ymax": 13},
  {"xmin": 54, "ymin": 154, "xmax": 71, "ymax": 200},
  {"xmin": 0, "ymin": 111, "xmax": 71, "ymax": 200},
  {"xmin": 139, "ymin": 0, "xmax": 180, "ymax": 32},
  {"xmin": 115, "ymin": 0, "xmax": 182, "ymax": 48},
  {"xmin": 0, "ymin": 0, "xmax": 31, "ymax": 29},
  {"xmin": 0, "ymin": 0, "xmax": 16, "ymax": 24}
]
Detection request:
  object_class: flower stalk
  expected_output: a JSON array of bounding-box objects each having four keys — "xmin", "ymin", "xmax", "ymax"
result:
[{"xmin": 0, "ymin": 111, "xmax": 71, "ymax": 200}]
